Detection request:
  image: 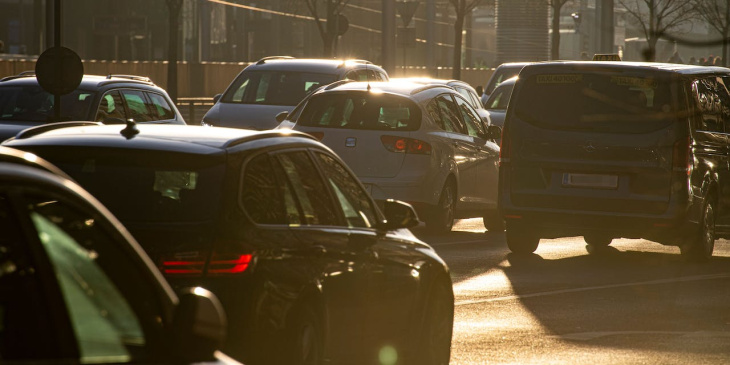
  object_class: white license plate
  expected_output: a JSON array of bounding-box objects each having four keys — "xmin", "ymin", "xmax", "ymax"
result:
[{"xmin": 562, "ymin": 173, "xmax": 618, "ymax": 189}]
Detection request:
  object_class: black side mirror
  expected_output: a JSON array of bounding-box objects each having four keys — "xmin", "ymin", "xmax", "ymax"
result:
[
  {"xmin": 170, "ymin": 287, "xmax": 227, "ymax": 362},
  {"xmin": 380, "ymin": 199, "xmax": 420, "ymax": 230},
  {"xmin": 212, "ymin": 94, "xmax": 223, "ymax": 103},
  {"xmin": 275, "ymin": 111, "xmax": 289, "ymax": 123},
  {"xmin": 487, "ymin": 125, "xmax": 502, "ymax": 140}
]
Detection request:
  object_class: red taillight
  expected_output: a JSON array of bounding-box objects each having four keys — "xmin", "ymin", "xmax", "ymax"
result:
[
  {"xmin": 160, "ymin": 251, "xmax": 253, "ymax": 276},
  {"xmin": 672, "ymin": 137, "xmax": 691, "ymax": 176},
  {"xmin": 499, "ymin": 127, "xmax": 510, "ymax": 166},
  {"xmin": 380, "ymin": 135, "xmax": 432, "ymax": 155}
]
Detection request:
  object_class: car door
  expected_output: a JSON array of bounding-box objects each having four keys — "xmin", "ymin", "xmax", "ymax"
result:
[
  {"xmin": 262, "ymin": 149, "xmax": 373, "ymax": 360},
  {"xmin": 311, "ymin": 150, "xmax": 420, "ymax": 361},
  {"xmin": 454, "ymin": 94, "xmax": 500, "ymax": 210}
]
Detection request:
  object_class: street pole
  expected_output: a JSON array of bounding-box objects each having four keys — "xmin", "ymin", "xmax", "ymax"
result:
[
  {"xmin": 382, "ymin": 0, "xmax": 396, "ymax": 74},
  {"xmin": 600, "ymin": 0, "xmax": 614, "ymax": 53},
  {"xmin": 53, "ymin": 0, "xmax": 61, "ymax": 122}
]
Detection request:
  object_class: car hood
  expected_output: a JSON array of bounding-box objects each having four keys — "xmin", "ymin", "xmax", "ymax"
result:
[
  {"xmin": 207, "ymin": 102, "xmax": 295, "ymax": 130},
  {"xmin": 0, "ymin": 121, "xmax": 44, "ymax": 142}
]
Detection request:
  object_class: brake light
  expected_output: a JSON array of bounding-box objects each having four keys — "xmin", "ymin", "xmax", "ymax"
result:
[
  {"xmin": 672, "ymin": 137, "xmax": 691, "ymax": 176},
  {"xmin": 499, "ymin": 127, "xmax": 510, "ymax": 166},
  {"xmin": 380, "ymin": 135, "xmax": 432, "ymax": 154},
  {"xmin": 160, "ymin": 251, "xmax": 253, "ymax": 276}
]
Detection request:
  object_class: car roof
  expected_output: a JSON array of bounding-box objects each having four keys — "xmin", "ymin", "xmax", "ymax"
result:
[
  {"xmin": 519, "ymin": 61, "xmax": 730, "ymax": 76},
  {"xmin": 4, "ymin": 124, "xmax": 318, "ymax": 152},
  {"xmin": 0, "ymin": 73, "xmax": 161, "ymax": 90},
  {"xmin": 496, "ymin": 76, "xmax": 518, "ymax": 87},
  {"xmin": 244, "ymin": 58, "xmax": 385, "ymax": 74},
  {"xmin": 316, "ymin": 80, "xmax": 453, "ymax": 99}
]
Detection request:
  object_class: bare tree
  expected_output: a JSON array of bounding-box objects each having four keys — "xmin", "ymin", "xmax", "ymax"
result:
[
  {"xmin": 299, "ymin": 0, "xmax": 351, "ymax": 57},
  {"xmin": 618, "ymin": 0, "xmax": 694, "ymax": 61},
  {"xmin": 692, "ymin": 0, "xmax": 730, "ymax": 66},
  {"xmin": 549, "ymin": 0, "xmax": 570, "ymax": 60},
  {"xmin": 165, "ymin": 0, "xmax": 182, "ymax": 102},
  {"xmin": 449, "ymin": 0, "xmax": 484, "ymax": 79}
]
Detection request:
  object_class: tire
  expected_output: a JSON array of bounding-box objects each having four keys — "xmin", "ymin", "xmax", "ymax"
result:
[
  {"xmin": 483, "ymin": 211, "xmax": 505, "ymax": 233},
  {"xmin": 426, "ymin": 182, "xmax": 456, "ymax": 234},
  {"xmin": 286, "ymin": 304, "xmax": 324, "ymax": 365},
  {"xmin": 505, "ymin": 222, "xmax": 540, "ymax": 254},
  {"xmin": 584, "ymin": 234, "xmax": 613, "ymax": 247},
  {"xmin": 680, "ymin": 198, "xmax": 716, "ymax": 262},
  {"xmin": 413, "ymin": 281, "xmax": 454, "ymax": 365}
]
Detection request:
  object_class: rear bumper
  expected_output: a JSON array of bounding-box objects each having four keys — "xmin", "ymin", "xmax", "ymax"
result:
[{"xmin": 361, "ymin": 171, "xmax": 442, "ymax": 206}]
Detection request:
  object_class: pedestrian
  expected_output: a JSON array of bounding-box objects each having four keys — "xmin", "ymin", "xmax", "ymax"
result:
[
  {"xmin": 699, "ymin": 57, "xmax": 708, "ymax": 66},
  {"xmin": 688, "ymin": 56, "xmax": 697, "ymax": 65},
  {"xmin": 668, "ymin": 51, "xmax": 684, "ymax": 64}
]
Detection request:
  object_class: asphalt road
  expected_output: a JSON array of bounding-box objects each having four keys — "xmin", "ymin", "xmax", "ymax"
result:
[{"xmin": 411, "ymin": 219, "xmax": 730, "ymax": 365}]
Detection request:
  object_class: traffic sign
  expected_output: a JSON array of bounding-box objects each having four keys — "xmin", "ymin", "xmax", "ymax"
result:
[
  {"xmin": 396, "ymin": 1, "xmax": 420, "ymax": 28},
  {"xmin": 35, "ymin": 46, "xmax": 84, "ymax": 96}
]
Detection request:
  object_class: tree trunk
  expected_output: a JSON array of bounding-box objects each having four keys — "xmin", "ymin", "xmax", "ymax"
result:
[
  {"xmin": 452, "ymin": 13, "xmax": 465, "ymax": 79},
  {"xmin": 646, "ymin": 37, "xmax": 658, "ymax": 62},
  {"xmin": 166, "ymin": 0, "xmax": 182, "ymax": 102},
  {"xmin": 550, "ymin": 1, "xmax": 561, "ymax": 60}
]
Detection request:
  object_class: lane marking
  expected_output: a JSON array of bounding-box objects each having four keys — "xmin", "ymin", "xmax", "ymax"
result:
[
  {"xmin": 557, "ymin": 331, "xmax": 730, "ymax": 341},
  {"xmin": 455, "ymin": 273, "xmax": 730, "ymax": 306}
]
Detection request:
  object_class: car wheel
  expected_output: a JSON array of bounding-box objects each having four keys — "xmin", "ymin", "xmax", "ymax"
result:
[
  {"xmin": 681, "ymin": 198, "xmax": 716, "ymax": 262},
  {"xmin": 286, "ymin": 304, "xmax": 324, "ymax": 365},
  {"xmin": 584, "ymin": 234, "xmax": 613, "ymax": 247},
  {"xmin": 505, "ymin": 221, "xmax": 540, "ymax": 254},
  {"xmin": 413, "ymin": 281, "xmax": 454, "ymax": 365},
  {"xmin": 483, "ymin": 211, "xmax": 505, "ymax": 233},
  {"xmin": 426, "ymin": 182, "xmax": 455, "ymax": 234}
]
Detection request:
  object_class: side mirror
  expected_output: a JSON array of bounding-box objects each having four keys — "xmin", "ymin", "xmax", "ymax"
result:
[
  {"xmin": 379, "ymin": 199, "xmax": 420, "ymax": 230},
  {"xmin": 275, "ymin": 111, "xmax": 289, "ymax": 123},
  {"xmin": 170, "ymin": 287, "xmax": 227, "ymax": 362},
  {"xmin": 212, "ymin": 94, "xmax": 223, "ymax": 103},
  {"xmin": 487, "ymin": 125, "xmax": 502, "ymax": 140}
]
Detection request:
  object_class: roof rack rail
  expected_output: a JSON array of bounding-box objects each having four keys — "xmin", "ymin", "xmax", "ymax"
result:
[
  {"xmin": 15, "ymin": 122, "xmax": 102, "ymax": 140},
  {"xmin": 106, "ymin": 74, "xmax": 152, "ymax": 83},
  {"xmin": 0, "ymin": 71, "xmax": 36, "ymax": 82},
  {"xmin": 324, "ymin": 79, "xmax": 355, "ymax": 91},
  {"xmin": 337, "ymin": 59, "xmax": 373, "ymax": 68},
  {"xmin": 255, "ymin": 56, "xmax": 295, "ymax": 65},
  {"xmin": 410, "ymin": 84, "xmax": 453, "ymax": 95}
]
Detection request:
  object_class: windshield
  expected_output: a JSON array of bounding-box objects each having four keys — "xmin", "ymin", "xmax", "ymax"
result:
[
  {"xmin": 512, "ymin": 72, "xmax": 680, "ymax": 133},
  {"xmin": 485, "ymin": 83, "xmax": 514, "ymax": 110},
  {"xmin": 298, "ymin": 92, "xmax": 421, "ymax": 131},
  {"xmin": 0, "ymin": 85, "xmax": 95, "ymax": 122},
  {"xmin": 222, "ymin": 70, "xmax": 338, "ymax": 106}
]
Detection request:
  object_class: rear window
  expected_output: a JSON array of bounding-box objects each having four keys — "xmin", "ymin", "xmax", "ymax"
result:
[
  {"xmin": 298, "ymin": 92, "xmax": 421, "ymax": 131},
  {"xmin": 222, "ymin": 70, "xmax": 338, "ymax": 106},
  {"xmin": 512, "ymin": 72, "xmax": 680, "ymax": 133},
  {"xmin": 0, "ymin": 85, "xmax": 95, "ymax": 122}
]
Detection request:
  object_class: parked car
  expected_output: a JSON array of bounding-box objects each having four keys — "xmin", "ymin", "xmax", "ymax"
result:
[
  {"xmin": 278, "ymin": 80, "xmax": 503, "ymax": 233},
  {"xmin": 4, "ymin": 123, "xmax": 454, "ymax": 365},
  {"xmin": 201, "ymin": 57, "xmax": 389, "ymax": 130},
  {"xmin": 499, "ymin": 61, "xmax": 730, "ymax": 261},
  {"xmin": 480, "ymin": 62, "xmax": 531, "ymax": 106},
  {"xmin": 0, "ymin": 72, "xmax": 185, "ymax": 140},
  {"xmin": 0, "ymin": 146, "xmax": 233, "ymax": 365},
  {"xmin": 483, "ymin": 76, "xmax": 517, "ymax": 127}
]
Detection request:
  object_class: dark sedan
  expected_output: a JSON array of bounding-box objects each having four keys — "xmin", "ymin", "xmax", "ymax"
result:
[{"xmin": 4, "ymin": 123, "xmax": 455, "ymax": 365}]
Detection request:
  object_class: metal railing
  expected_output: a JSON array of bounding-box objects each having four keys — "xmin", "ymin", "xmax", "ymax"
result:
[{"xmin": 176, "ymin": 97, "xmax": 215, "ymax": 125}]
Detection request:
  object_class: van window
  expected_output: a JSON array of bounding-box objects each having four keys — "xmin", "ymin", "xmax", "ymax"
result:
[
  {"xmin": 513, "ymin": 72, "xmax": 680, "ymax": 133},
  {"xmin": 693, "ymin": 77, "xmax": 730, "ymax": 133},
  {"xmin": 222, "ymin": 71, "xmax": 338, "ymax": 106}
]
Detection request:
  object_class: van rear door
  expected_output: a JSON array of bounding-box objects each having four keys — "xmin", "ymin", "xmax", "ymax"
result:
[{"xmin": 503, "ymin": 66, "xmax": 685, "ymax": 215}]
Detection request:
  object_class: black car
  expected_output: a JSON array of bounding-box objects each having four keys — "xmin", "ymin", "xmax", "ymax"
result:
[
  {"xmin": 0, "ymin": 146, "xmax": 234, "ymax": 365},
  {"xmin": 4, "ymin": 124, "xmax": 454, "ymax": 365},
  {"xmin": 499, "ymin": 61, "xmax": 730, "ymax": 261},
  {"xmin": 0, "ymin": 72, "xmax": 185, "ymax": 140}
]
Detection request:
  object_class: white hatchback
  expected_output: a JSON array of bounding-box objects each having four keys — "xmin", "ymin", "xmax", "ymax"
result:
[{"xmin": 278, "ymin": 80, "xmax": 503, "ymax": 233}]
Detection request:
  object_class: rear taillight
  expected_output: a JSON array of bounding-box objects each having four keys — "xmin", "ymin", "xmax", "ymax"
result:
[
  {"xmin": 499, "ymin": 127, "xmax": 510, "ymax": 166},
  {"xmin": 160, "ymin": 251, "xmax": 253, "ymax": 276},
  {"xmin": 672, "ymin": 137, "xmax": 691, "ymax": 176},
  {"xmin": 380, "ymin": 135, "xmax": 432, "ymax": 155}
]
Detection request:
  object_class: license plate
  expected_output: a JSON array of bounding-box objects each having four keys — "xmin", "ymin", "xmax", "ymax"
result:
[{"xmin": 562, "ymin": 173, "xmax": 618, "ymax": 189}]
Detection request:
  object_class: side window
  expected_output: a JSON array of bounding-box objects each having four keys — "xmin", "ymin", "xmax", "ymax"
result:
[
  {"xmin": 314, "ymin": 152, "xmax": 377, "ymax": 228},
  {"xmin": 146, "ymin": 92, "xmax": 175, "ymax": 121},
  {"xmin": 273, "ymin": 151, "xmax": 339, "ymax": 226},
  {"xmin": 694, "ymin": 78, "xmax": 725, "ymax": 133},
  {"xmin": 120, "ymin": 90, "xmax": 154, "ymax": 122},
  {"xmin": 96, "ymin": 91, "xmax": 126, "ymax": 122},
  {"xmin": 28, "ymin": 196, "xmax": 148, "ymax": 363},
  {"xmin": 435, "ymin": 95, "xmax": 464, "ymax": 133},
  {"xmin": 0, "ymin": 194, "xmax": 57, "ymax": 359},
  {"xmin": 455, "ymin": 96, "xmax": 485, "ymax": 137},
  {"xmin": 240, "ymin": 154, "xmax": 291, "ymax": 225}
]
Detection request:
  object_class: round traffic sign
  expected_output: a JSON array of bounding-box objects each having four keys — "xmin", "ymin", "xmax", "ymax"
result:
[{"xmin": 35, "ymin": 46, "xmax": 84, "ymax": 96}]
